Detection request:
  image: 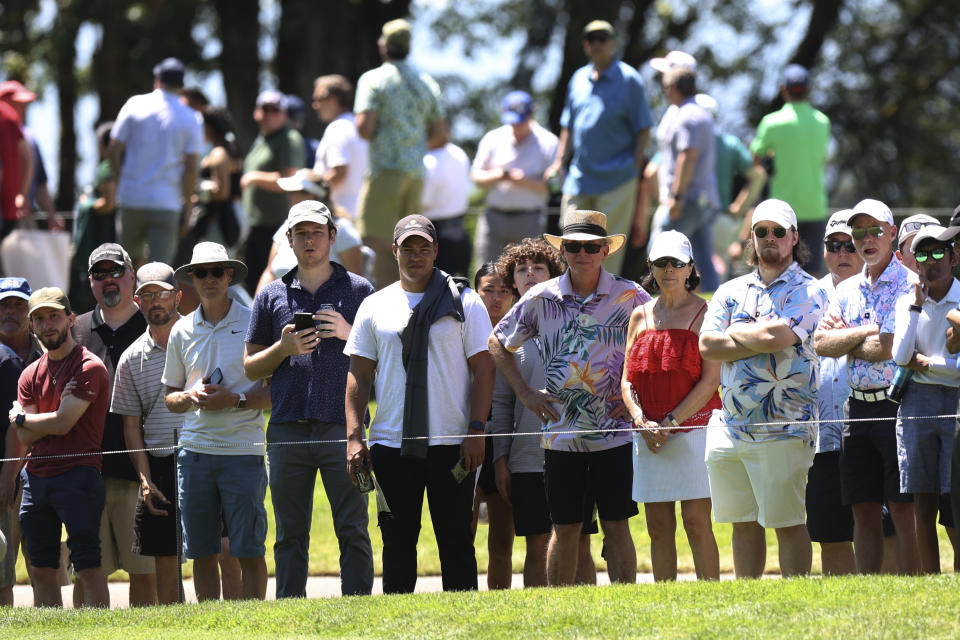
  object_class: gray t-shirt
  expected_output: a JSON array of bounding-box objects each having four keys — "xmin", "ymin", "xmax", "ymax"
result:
[
  {"xmin": 489, "ymin": 342, "xmax": 546, "ymax": 473},
  {"xmin": 656, "ymin": 97, "xmax": 719, "ymax": 208}
]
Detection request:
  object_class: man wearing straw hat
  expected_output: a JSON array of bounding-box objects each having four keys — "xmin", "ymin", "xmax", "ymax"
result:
[
  {"xmin": 163, "ymin": 242, "xmax": 272, "ymax": 600},
  {"xmin": 489, "ymin": 210, "xmax": 650, "ymax": 586}
]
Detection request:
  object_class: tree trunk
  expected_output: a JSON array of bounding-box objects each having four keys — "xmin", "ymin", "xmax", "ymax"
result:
[
  {"xmin": 52, "ymin": 8, "xmax": 82, "ymax": 210},
  {"xmin": 213, "ymin": 0, "xmax": 261, "ymax": 151}
]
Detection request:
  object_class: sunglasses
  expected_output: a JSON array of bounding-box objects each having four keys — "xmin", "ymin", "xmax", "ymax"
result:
[
  {"xmin": 753, "ymin": 226, "xmax": 788, "ymax": 239},
  {"xmin": 585, "ymin": 32, "xmax": 612, "ymax": 43},
  {"xmin": 900, "ymin": 221, "xmax": 935, "ymax": 236},
  {"xmin": 851, "ymin": 226, "xmax": 884, "ymax": 240},
  {"xmin": 90, "ymin": 266, "xmax": 126, "ymax": 281},
  {"xmin": 651, "ymin": 258, "xmax": 688, "ymax": 269},
  {"xmin": 138, "ymin": 290, "xmax": 177, "ymax": 302},
  {"xmin": 562, "ymin": 241, "xmax": 604, "ymax": 254},
  {"xmin": 311, "ymin": 94, "xmax": 331, "ymax": 104},
  {"xmin": 824, "ymin": 240, "xmax": 856, "ymax": 254},
  {"xmin": 915, "ymin": 247, "xmax": 949, "ymax": 263},
  {"xmin": 191, "ymin": 266, "xmax": 227, "ymax": 279}
]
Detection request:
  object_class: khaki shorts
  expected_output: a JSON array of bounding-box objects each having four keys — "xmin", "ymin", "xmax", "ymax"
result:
[
  {"xmin": 355, "ymin": 169, "xmax": 424, "ymax": 243},
  {"xmin": 705, "ymin": 424, "xmax": 814, "ymax": 529},
  {"xmin": 99, "ymin": 477, "xmax": 155, "ymax": 576}
]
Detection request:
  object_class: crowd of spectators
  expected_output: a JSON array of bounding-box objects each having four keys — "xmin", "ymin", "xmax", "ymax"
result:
[{"xmin": 2, "ymin": 15, "xmax": 960, "ymax": 610}]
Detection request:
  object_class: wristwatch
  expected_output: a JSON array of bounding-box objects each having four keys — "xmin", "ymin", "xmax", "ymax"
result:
[
  {"xmin": 468, "ymin": 420, "xmax": 485, "ymax": 432},
  {"xmin": 666, "ymin": 413, "xmax": 680, "ymax": 428},
  {"xmin": 909, "ymin": 304, "xmax": 923, "ymax": 313},
  {"xmin": 236, "ymin": 392, "xmax": 247, "ymax": 409},
  {"xmin": 14, "ymin": 412, "xmax": 25, "ymax": 427}
]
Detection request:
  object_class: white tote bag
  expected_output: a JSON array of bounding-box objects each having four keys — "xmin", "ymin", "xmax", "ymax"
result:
[{"xmin": 1, "ymin": 229, "xmax": 72, "ymax": 291}]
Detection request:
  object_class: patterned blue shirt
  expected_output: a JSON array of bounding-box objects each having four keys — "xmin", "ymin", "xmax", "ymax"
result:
[
  {"xmin": 701, "ymin": 262, "xmax": 827, "ymax": 443},
  {"xmin": 827, "ymin": 256, "xmax": 912, "ymax": 390},
  {"xmin": 815, "ymin": 274, "xmax": 847, "ymax": 453},
  {"xmin": 246, "ymin": 263, "xmax": 374, "ymax": 424},
  {"xmin": 560, "ymin": 60, "xmax": 654, "ymax": 196}
]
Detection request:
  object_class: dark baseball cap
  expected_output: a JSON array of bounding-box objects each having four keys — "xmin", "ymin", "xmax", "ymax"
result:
[
  {"xmin": 393, "ymin": 215, "xmax": 437, "ymax": 245},
  {"xmin": 783, "ymin": 64, "xmax": 809, "ymax": 94},
  {"xmin": 0, "ymin": 277, "xmax": 31, "ymax": 302},
  {"xmin": 88, "ymin": 243, "xmax": 133, "ymax": 271},
  {"xmin": 502, "ymin": 91, "xmax": 533, "ymax": 125},
  {"xmin": 152, "ymin": 57, "xmax": 185, "ymax": 86}
]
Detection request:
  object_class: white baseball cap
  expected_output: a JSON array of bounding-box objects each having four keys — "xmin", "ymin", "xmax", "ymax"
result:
[
  {"xmin": 649, "ymin": 50, "xmax": 697, "ymax": 73},
  {"xmin": 752, "ymin": 199, "xmax": 798, "ymax": 230},
  {"xmin": 648, "ymin": 230, "xmax": 693, "ymax": 263},
  {"xmin": 909, "ymin": 225, "xmax": 960, "ymax": 254},
  {"xmin": 824, "ymin": 209, "xmax": 854, "ymax": 239},
  {"xmin": 849, "ymin": 198, "xmax": 894, "ymax": 226}
]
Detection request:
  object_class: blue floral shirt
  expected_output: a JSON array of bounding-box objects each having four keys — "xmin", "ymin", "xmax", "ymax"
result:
[
  {"xmin": 827, "ymin": 256, "xmax": 912, "ymax": 390},
  {"xmin": 701, "ymin": 262, "xmax": 826, "ymax": 443},
  {"xmin": 493, "ymin": 268, "xmax": 650, "ymax": 452},
  {"xmin": 815, "ymin": 274, "xmax": 847, "ymax": 453}
]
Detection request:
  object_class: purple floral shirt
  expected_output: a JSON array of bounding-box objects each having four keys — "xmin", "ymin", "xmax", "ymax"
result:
[
  {"xmin": 493, "ymin": 268, "xmax": 650, "ymax": 452},
  {"xmin": 827, "ymin": 256, "xmax": 913, "ymax": 390}
]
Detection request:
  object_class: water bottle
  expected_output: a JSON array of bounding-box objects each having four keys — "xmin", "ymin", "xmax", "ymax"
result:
[{"xmin": 886, "ymin": 366, "xmax": 913, "ymax": 403}]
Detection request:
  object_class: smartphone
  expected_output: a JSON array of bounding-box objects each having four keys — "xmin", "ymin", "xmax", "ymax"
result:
[
  {"xmin": 207, "ymin": 367, "xmax": 223, "ymax": 385},
  {"xmin": 294, "ymin": 312, "xmax": 316, "ymax": 331},
  {"xmin": 354, "ymin": 462, "xmax": 375, "ymax": 494},
  {"xmin": 451, "ymin": 457, "xmax": 469, "ymax": 484}
]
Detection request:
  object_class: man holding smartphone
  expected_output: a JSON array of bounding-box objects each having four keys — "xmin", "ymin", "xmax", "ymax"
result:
[
  {"xmin": 344, "ymin": 214, "xmax": 494, "ymax": 593},
  {"xmin": 163, "ymin": 242, "xmax": 272, "ymax": 600},
  {"xmin": 244, "ymin": 200, "xmax": 375, "ymax": 597}
]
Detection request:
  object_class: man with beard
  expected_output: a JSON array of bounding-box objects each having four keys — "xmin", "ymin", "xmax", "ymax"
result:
[
  {"xmin": 72, "ymin": 243, "xmax": 154, "ymax": 605},
  {"xmin": 11, "ymin": 287, "xmax": 110, "ymax": 607},
  {"xmin": 814, "ymin": 199, "xmax": 920, "ymax": 575},
  {"xmin": 700, "ymin": 199, "xmax": 826, "ymax": 578},
  {"xmin": 111, "ymin": 263, "xmax": 184, "ymax": 604}
]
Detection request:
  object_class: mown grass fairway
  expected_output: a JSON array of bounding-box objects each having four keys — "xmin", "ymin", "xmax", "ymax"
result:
[{"xmin": 3, "ymin": 574, "xmax": 960, "ymax": 639}]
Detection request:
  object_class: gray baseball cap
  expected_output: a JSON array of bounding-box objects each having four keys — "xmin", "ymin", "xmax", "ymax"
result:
[{"xmin": 135, "ymin": 262, "xmax": 177, "ymax": 294}]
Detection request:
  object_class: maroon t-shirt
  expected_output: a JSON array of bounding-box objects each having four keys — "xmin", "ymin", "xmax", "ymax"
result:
[
  {"xmin": 18, "ymin": 345, "xmax": 109, "ymax": 477},
  {"xmin": 0, "ymin": 102, "xmax": 24, "ymax": 222}
]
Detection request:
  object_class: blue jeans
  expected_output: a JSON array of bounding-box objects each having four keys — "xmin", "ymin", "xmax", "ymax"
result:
[
  {"xmin": 650, "ymin": 199, "xmax": 719, "ymax": 292},
  {"xmin": 267, "ymin": 421, "xmax": 373, "ymax": 597}
]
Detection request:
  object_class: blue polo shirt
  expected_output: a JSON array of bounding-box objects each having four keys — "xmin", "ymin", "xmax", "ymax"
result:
[
  {"xmin": 246, "ymin": 263, "xmax": 374, "ymax": 425},
  {"xmin": 560, "ymin": 59, "xmax": 653, "ymax": 196}
]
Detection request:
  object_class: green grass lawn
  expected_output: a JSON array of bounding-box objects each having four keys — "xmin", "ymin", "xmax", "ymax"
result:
[{"xmin": 3, "ymin": 575, "xmax": 960, "ymax": 639}]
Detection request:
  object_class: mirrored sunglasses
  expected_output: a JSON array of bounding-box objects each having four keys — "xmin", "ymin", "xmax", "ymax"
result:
[
  {"xmin": 914, "ymin": 247, "xmax": 948, "ymax": 263},
  {"xmin": 851, "ymin": 226, "xmax": 884, "ymax": 240},
  {"xmin": 90, "ymin": 266, "xmax": 126, "ymax": 281}
]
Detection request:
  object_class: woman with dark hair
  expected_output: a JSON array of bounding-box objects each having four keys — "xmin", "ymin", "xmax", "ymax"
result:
[
  {"xmin": 472, "ymin": 262, "xmax": 516, "ymax": 589},
  {"xmin": 194, "ymin": 106, "xmax": 244, "ymax": 248},
  {"xmin": 621, "ymin": 230, "xmax": 721, "ymax": 581}
]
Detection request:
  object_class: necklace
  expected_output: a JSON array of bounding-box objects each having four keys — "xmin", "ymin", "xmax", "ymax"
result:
[{"xmin": 49, "ymin": 347, "xmax": 75, "ymax": 386}]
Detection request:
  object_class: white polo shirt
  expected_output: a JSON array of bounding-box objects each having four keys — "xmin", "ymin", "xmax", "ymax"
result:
[
  {"xmin": 421, "ymin": 143, "xmax": 470, "ymax": 221},
  {"xmin": 313, "ymin": 112, "xmax": 368, "ymax": 217},
  {"xmin": 162, "ymin": 300, "xmax": 265, "ymax": 455},
  {"xmin": 112, "ymin": 88, "xmax": 205, "ymax": 211}
]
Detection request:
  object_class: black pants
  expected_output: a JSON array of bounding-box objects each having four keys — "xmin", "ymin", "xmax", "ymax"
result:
[
  {"xmin": 432, "ymin": 216, "xmax": 471, "ymax": 277},
  {"xmin": 951, "ymin": 422, "xmax": 960, "ymax": 531},
  {"xmin": 242, "ymin": 224, "xmax": 276, "ymax": 294},
  {"xmin": 370, "ymin": 444, "xmax": 477, "ymax": 594}
]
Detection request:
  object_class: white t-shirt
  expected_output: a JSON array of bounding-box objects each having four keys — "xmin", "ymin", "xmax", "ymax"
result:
[
  {"xmin": 314, "ymin": 113, "xmax": 368, "ymax": 216},
  {"xmin": 111, "ymin": 89, "xmax": 205, "ymax": 210},
  {"xmin": 161, "ymin": 300, "xmax": 265, "ymax": 455},
  {"xmin": 344, "ymin": 282, "xmax": 492, "ymax": 448},
  {"xmin": 472, "ymin": 122, "xmax": 557, "ymax": 210},
  {"xmin": 421, "ymin": 143, "xmax": 471, "ymax": 221},
  {"xmin": 270, "ymin": 217, "xmax": 364, "ymax": 278}
]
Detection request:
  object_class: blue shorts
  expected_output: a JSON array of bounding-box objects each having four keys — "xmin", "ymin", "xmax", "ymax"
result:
[
  {"xmin": 177, "ymin": 451, "xmax": 267, "ymax": 559},
  {"xmin": 896, "ymin": 383, "xmax": 958, "ymax": 494},
  {"xmin": 19, "ymin": 465, "xmax": 105, "ymax": 571}
]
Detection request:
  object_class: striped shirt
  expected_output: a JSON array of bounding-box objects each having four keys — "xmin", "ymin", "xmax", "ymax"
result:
[{"xmin": 111, "ymin": 329, "xmax": 182, "ymax": 456}]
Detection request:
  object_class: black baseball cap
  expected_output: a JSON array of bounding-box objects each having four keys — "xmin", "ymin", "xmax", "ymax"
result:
[{"xmin": 393, "ymin": 215, "xmax": 437, "ymax": 245}]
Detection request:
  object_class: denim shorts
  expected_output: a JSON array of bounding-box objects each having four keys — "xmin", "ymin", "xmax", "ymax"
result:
[
  {"xmin": 177, "ymin": 450, "xmax": 267, "ymax": 559},
  {"xmin": 19, "ymin": 465, "xmax": 105, "ymax": 571},
  {"xmin": 896, "ymin": 382, "xmax": 958, "ymax": 494}
]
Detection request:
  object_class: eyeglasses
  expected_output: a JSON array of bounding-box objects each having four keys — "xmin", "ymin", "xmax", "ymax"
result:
[
  {"xmin": 754, "ymin": 226, "xmax": 788, "ymax": 239},
  {"xmin": 851, "ymin": 226, "xmax": 884, "ymax": 240},
  {"xmin": 191, "ymin": 266, "xmax": 226, "ymax": 279},
  {"xmin": 900, "ymin": 221, "xmax": 935, "ymax": 236},
  {"xmin": 915, "ymin": 247, "xmax": 949, "ymax": 263},
  {"xmin": 562, "ymin": 241, "xmax": 604, "ymax": 254},
  {"xmin": 90, "ymin": 267, "xmax": 126, "ymax": 281},
  {"xmin": 312, "ymin": 94, "xmax": 330, "ymax": 105},
  {"xmin": 824, "ymin": 240, "xmax": 856, "ymax": 254},
  {"xmin": 651, "ymin": 258, "xmax": 688, "ymax": 269},
  {"xmin": 585, "ymin": 32, "xmax": 612, "ymax": 43},
  {"xmin": 138, "ymin": 290, "xmax": 177, "ymax": 302}
]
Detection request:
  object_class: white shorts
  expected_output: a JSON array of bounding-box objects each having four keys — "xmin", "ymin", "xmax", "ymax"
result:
[{"xmin": 704, "ymin": 424, "xmax": 814, "ymax": 529}]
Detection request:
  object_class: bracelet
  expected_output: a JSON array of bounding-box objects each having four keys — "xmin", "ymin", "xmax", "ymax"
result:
[{"xmin": 909, "ymin": 304, "xmax": 923, "ymax": 313}]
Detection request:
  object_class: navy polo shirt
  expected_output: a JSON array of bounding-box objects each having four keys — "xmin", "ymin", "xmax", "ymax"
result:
[
  {"xmin": 73, "ymin": 305, "xmax": 147, "ymax": 480},
  {"xmin": 0, "ymin": 343, "xmax": 25, "ymax": 460},
  {"xmin": 246, "ymin": 263, "xmax": 374, "ymax": 424}
]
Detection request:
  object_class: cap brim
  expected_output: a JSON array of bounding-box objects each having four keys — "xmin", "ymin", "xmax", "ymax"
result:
[
  {"xmin": 648, "ymin": 58, "xmax": 670, "ymax": 73},
  {"xmin": 28, "ymin": 302, "xmax": 66, "ymax": 314},
  {"xmin": 501, "ymin": 111, "xmax": 526, "ymax": 125},
  {"xmin": 287, "ymin": 214, "xmax": 332, "ymax": 231},
  {"xmin": 0, "ymin": 291, "xmax": 30, "ymax": 301},
  {"xmin": 135, "ymin": 281, "xmax": 176, "ymax": 295},
  {"xmin": 394, "ymin": 230, "xmax": 435, "ymax": 246},
  {"xmin": 543, "ymin": 232, "xmax": 625, "ymax": 256}
]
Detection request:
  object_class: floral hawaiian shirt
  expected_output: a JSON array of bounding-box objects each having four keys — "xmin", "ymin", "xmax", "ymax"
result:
[
  {"xmin": 493, "ymin": 268, "xmax": 650, "ymax": 452},
  {"xmin": 827, "ymin": 256, "xmax": 912, "ymax": 391},
  {"xmin": 701, "ymin": 262, "xmax": 827, "ymax": 443},
  {"xmin": 815, "ymin": 274, "xmax": 847, "ymax": 453}
]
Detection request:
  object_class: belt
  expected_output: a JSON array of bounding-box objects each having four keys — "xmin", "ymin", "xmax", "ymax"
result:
[
  {"xmin": 850, "ymin": 388, "xmax": 888, "ymax": 402},
  {"xmin": 488, "ymin": 207, "xmax": 541, "ymax": 216}
]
